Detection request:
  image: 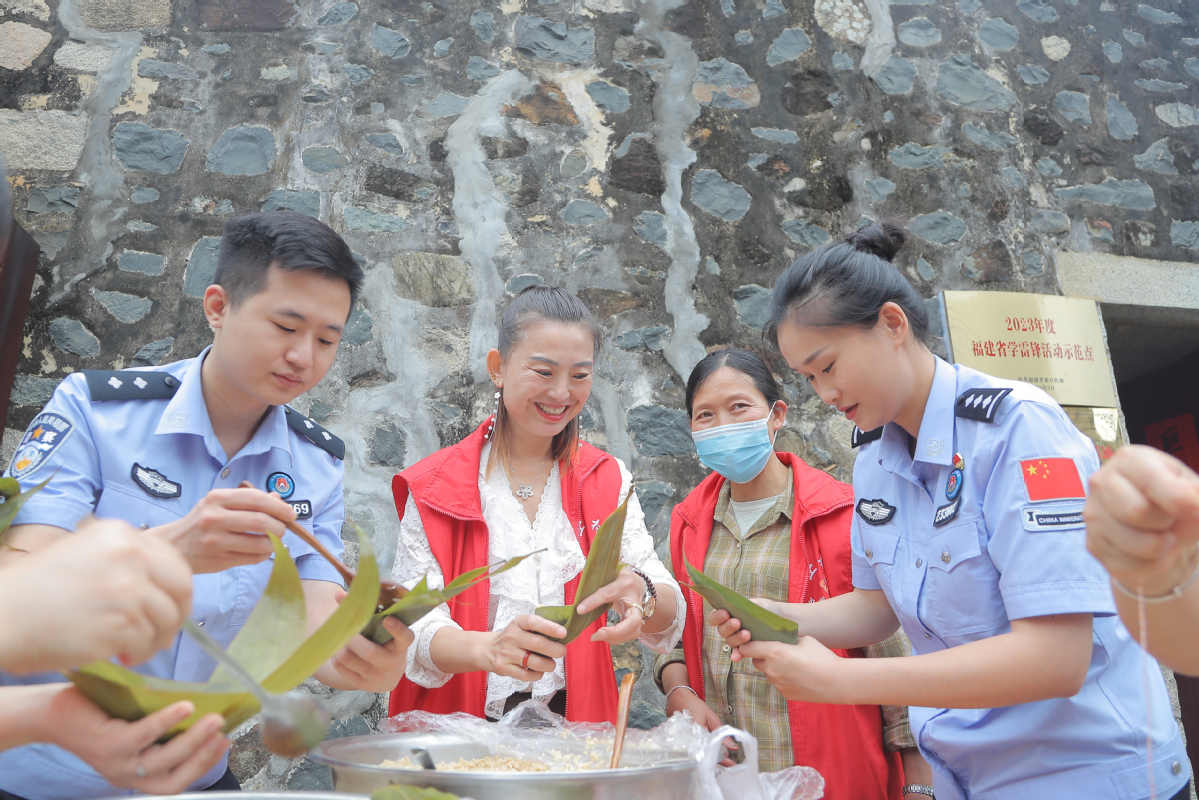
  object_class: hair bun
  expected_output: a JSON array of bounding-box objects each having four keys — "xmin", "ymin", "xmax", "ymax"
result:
[{"xmin": 844, "ymin": 219, "xmax": 906, "ymax": 263}]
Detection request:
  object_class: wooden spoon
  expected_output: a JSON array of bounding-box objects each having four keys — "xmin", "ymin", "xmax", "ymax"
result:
[
  {"xmin": 610, "ymin": 672, "xmax": 636, "ymax": 769},
  {"xmin": 239, "ymin": 481, "xmax": 407, "ymax": 612}
]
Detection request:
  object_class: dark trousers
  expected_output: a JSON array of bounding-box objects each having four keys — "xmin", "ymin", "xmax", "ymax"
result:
[{"xmin": 0, "ymin": 768, "xmax": 239, "ymax": 800}]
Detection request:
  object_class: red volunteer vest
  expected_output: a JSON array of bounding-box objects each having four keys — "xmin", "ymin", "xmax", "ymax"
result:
[
  {"xmin": 388, "ymin": 420, "xmax": 622, "ymax": 723},
  {"xmin": 670, "ymin": 452, "xmax": 903, "ymax": 800}
]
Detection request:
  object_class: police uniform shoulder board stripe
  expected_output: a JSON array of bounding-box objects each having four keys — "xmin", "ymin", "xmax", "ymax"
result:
[
  {"xmin": 954, "ymin": 387, "xmax": 1012, "ymax": 423},
  {"xmin": 83, "ymin": 370, "xmax": 180, "ymax": 401},
  {"xmin": 851, "ymin": 426, "xmax": 884, "ymax": 448},
  {"xmin": 284, "ymin": 406, "xmax": 345, "ymax": 460}
]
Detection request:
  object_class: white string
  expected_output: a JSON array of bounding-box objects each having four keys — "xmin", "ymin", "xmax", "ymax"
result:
[{"xmin": 1137, "ymin": 581, "xmax": 1156, "ymax": 800}]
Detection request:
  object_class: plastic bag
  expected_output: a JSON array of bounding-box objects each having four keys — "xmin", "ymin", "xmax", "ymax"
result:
[
  {"xmin": 382, "ymin": 698, "xmax": 708, "ymax": 770},
  {"xmin": 695, "ymin": 725, "xmax": 824, "ymax": 800},
  {"xmin": 381, "ymin": 700, "xmax": 823, "ymax": 799}
]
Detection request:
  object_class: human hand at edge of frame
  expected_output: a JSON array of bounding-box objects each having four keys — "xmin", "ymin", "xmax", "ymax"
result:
[
  {"xmin": 1085, "ymin": 444, "xmax": 1199, "ymax": 594},
  {"xmin": 0, "ymin": 517, "xmax": 192, "ymax": 674},
  {"xmin": 45, "ymin": 686, "xmax": 228, "ymax": 793}
]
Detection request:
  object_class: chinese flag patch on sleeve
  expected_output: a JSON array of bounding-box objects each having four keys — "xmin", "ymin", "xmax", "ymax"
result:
[{"xmin": 1020, "ymin": 457, "xmax": 1087, "ymax": 502}]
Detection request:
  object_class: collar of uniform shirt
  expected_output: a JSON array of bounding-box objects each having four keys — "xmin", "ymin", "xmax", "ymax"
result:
[
  {"xmin": 151, "ymin": 345, "xmax": 295, "ymax": 466},
  {"xmin": 878, "ymin": 356, "xmax": 957, "ymax": 472}
]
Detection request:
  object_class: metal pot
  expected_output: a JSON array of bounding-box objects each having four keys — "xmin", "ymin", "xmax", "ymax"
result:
[
  {"xmin": 129, "ymin": 795, "xmax": 358, "ymax": 800},
  {"xmin": 309, "ymin": 732, "xmax": 703, "ymax": 799}
]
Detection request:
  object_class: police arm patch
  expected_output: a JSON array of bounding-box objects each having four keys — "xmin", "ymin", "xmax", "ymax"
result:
[
  {"xmin": 1020, "ymin": 457, "xmax": 1086, "ymax": 502},
  {"xmin": 857, "ymin": 498, "xmax": 896, "ymax": 525},
  {"xmin": 8, "ymin": 412, "xmax": 74, "ymax": 480},
  {"xmin": 1022, "ymin": 505, "xmax": 1085, "ymax": 531}
]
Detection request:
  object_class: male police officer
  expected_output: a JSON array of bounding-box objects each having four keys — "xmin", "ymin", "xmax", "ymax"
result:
[{"xmin": 0, "ymin": 211, "xmax": 413, "ymax": 798}]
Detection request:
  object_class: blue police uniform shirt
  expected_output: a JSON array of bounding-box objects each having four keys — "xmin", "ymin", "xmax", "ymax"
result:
[
  {"xmin": 851, "ymin": 357, "xmax": 1188, "ymax": 800},
  {"xmin": 0, "ymin": 347, "xmax": 347, "ymax": 800}
]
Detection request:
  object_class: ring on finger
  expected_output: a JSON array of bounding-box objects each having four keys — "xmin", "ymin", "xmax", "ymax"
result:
[
  {"xmin": 626, "ymin": 603, "xmax": 645, "ymax": 619},
  {"xmin": 135, "ymin": 763, "xmax": 148, "ymax": 779},
  {"xmin": 521, "ymin": 650, "xmax": 532, "ymax": 669}
]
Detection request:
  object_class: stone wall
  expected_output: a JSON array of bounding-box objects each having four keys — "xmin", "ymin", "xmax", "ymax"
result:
[{"xmin": 2, "ymin": 0, "xmax": 1197, "ymax": 788}]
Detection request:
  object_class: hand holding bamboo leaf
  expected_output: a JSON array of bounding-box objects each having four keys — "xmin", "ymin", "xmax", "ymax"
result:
[
  {"xmin": 534, "ymin": 497, "xmax": 630, "ymax": 644},
  {"xmin": 685, "ymin": 559, "xmax": 800, "ymax": 645},
  {"xmin": 69, "ymin": 525, "xmax": 380, "ymax": 740},
  {"xmin": 363, "ymin": 550, "xmax": 542, "ymax": 645}
]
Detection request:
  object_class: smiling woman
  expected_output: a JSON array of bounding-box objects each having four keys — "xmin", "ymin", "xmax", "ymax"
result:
[{"xmin": 386, "ymin": 285, "xmax": 684, "ymax": 724}]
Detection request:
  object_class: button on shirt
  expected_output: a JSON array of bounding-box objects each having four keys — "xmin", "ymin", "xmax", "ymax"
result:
[
  {"xmin": 851, "ymin": 357, "xmax": 1189, "ymax": 800},
  {"xmin": 0, "ymin": 348, "xmax": 347, "ymax": 800}
]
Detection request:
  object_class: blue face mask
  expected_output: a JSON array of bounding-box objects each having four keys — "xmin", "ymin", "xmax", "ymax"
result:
[{"xmin": 691, "ymin": 405, "xmax": 778, "ymax": 484}]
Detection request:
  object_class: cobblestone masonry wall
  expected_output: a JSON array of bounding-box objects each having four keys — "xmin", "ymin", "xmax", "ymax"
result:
[{"xmin": 2, "ymin": 0, "xmax": 1198, "ymax": 788}]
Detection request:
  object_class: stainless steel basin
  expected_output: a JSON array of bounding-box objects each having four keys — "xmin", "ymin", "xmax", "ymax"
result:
[{"xmin": 309, "ymin": 731, "xmax": 703, "ymax": 799}]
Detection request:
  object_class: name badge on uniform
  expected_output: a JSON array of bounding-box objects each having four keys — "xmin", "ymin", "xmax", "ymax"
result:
[
  {"xmin": 933, "ymin": 496, "xmax": 961, "ymax": 527},
  {"xmin": 288, "ymin": 499, "xmax": 313, "ymax": 520},
  {"xmin": 8, "ymin": 412, "xmax": 74, "ymax": 479},
  {"xmin": 857, "ymin": 498, "xmax": 896, "ymax": 525}
]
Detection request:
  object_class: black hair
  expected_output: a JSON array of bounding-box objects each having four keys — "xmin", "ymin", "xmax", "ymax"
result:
[
  {"xmin": 214, "ymin": 211, "xmax": 363, "ymax": 312},
  {"xmin": 489, "ymin": 284, "xmax": 604, "ymax": 475},
  {"xmin": 763, "ymin": 218, "xmax": 929, "ymax": 347},
  {"xmin": 498, "ymin": 284, "xmax": 605, "ymax": 358},
  {"xmin": 685, "ymin": 348, "xmax": 783, "ymax": 418}
]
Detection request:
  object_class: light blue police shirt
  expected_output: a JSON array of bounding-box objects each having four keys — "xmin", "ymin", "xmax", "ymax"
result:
[
  {"xmin": 850, "ymin": 357, "xmax": 1189, "ymax": 800},
  {"xmin": 0, "ymin": 347, "xmax": 347, "ymax": 800}
]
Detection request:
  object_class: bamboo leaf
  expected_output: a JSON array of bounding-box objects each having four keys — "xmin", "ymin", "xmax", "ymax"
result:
[
  {"xmin": 362, "ymin": 551, "xmax": 539, "ymax": 645},
  {"xmin": 0, "ymin": 475, "xmax": 51, "ymax": 546},
  {"xmin": 258, "ymin": 524, "xmax": 379, "ymax": 696},
  {"xmin": 0, "ymin": 478, "xmax": 19, "ymax": 500},
  {"xmin": 534, "ymin": 496, "xmax": 629, "ymax": 645},
  {"xmin": 684, "ymin": 559, "xmax": 799, "ymax": 645},
  {"xmin": 69, "ymin": 526, "xmax": 380, "ymax": 736},
  {"xmin": 209, "ymin": 533, "xmax": 308, "ymax": 689}
]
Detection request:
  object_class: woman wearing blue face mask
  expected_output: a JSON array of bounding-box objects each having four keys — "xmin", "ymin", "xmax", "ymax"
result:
[{"xmin": 653, "ymin": 349, "xmax": 931, "ymax": 800}]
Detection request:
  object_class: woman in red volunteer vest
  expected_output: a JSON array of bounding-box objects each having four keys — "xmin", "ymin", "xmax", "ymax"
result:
[
  {"xmin": 654, "ymin": 349, "xmax": 931, "ymax": 799},
  {"xmin": 388, "ymin": 285, "xmax": 683, "ymax": 724}
]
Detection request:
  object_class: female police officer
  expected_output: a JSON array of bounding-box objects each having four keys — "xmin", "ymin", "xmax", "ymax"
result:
[
  {"xmin": 0, "ymin": 212, "xmax": 413, "ymax": 799},
  {"xmin": 713, "ymin": 220, "xmax": 1188, "ymax": 800}
]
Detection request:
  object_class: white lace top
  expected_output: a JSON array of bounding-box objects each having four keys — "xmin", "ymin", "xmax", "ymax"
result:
[{"xmin": 392, "ymin": 442, "xmax": 685, "ymax": 720}]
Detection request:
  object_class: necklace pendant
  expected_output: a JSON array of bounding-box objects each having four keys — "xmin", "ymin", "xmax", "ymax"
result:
[{"xmin": 516, "ymin": 484, "xmax": 534, "ymax": 500}]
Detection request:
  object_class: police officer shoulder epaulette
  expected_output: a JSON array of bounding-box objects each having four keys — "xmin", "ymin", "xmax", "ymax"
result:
[
  {"xmin": 83, "ymin": 370, "xmax": 180, "ymax": 401},
  {"xmin": 954, "ymin": 387, "xmax": 1013, "ymax": 423},
  {"xmin": 851, "ymin": 426, "xmax": 884, "ymax": 448},
  {"xmin": 284, "ymin": 406, "xmax": 345, "ymax": 460}
]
